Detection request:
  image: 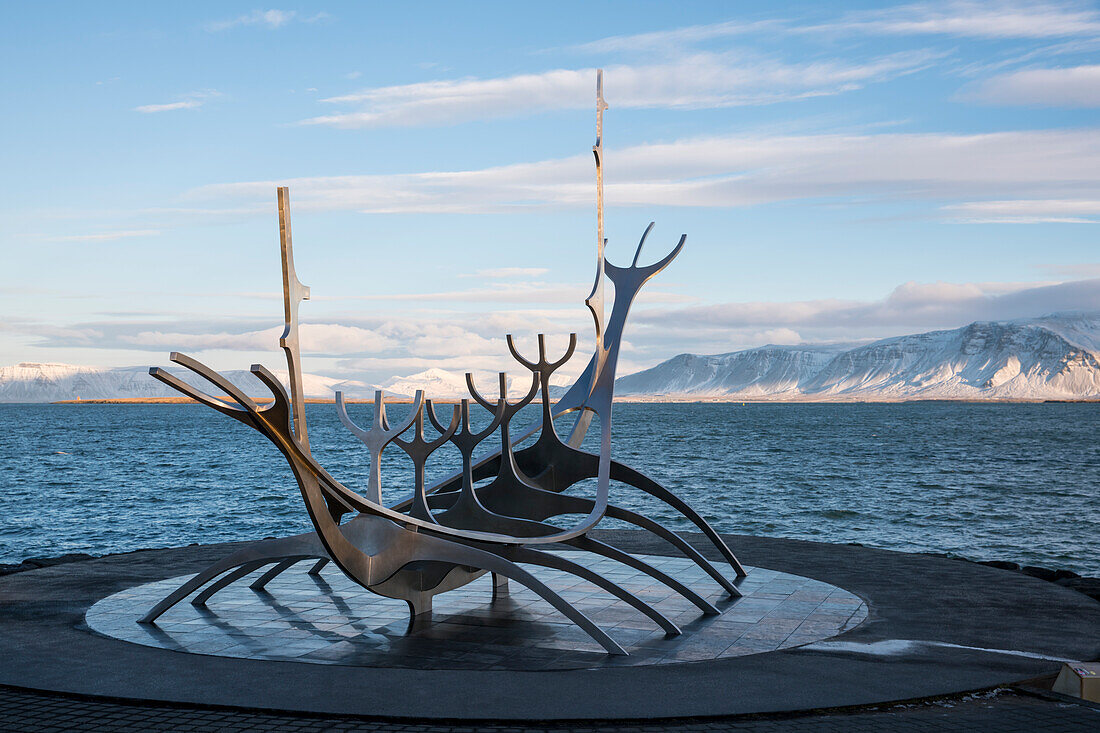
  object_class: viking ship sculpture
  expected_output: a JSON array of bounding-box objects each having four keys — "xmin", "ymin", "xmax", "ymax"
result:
[{"xmin": 139, "ymin": 72, "xmax": 746, "ymax": 655}]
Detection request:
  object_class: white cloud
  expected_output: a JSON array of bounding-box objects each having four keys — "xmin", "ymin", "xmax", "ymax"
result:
[
  {"xmin": 134, "ymin": 90, "xmax": 219, "ymax": 114},
  {"xmin": 206, "ymin": 9, "xmax": 296, "ymax": 32},
  {"xmin": 811, "ymin": 1, "xmax": 1100, "ymax": 39},
  {"xmin": 964, "ymin": 64, "xmax": 1100, "ymax": 107},
  {"xmin": 122, "ymin": 324, "xmax": 399, "ymax": 354},
  {"xmin": 460, "ymin": 267, "xmax": 549, "ymax": 279},
  {"xmin": 135, "ymin": 101, "xmax": 202, "ymax": 113},
  {"xmin": 945, "ymin": 199, "xmax": 1100, "ymax": 223},
  {"xmin": 121, "ymin": 327, "xmax": 280, "ymax": 351},
  {"xmin": 44, "ymin": 229, "xmax": 161, "ymax": 242},
  {"xmin": 184, "ymin": 128, "xmax": 1100, "ymax": 216},
  {"xmin": 573, "ymin": 3, "xmax": 1100, "ymax": 51},
  {"xmin": 319, "ymin": 282, "xmax": 587, "ymax": 304},
  {"xmin": 302, "ymin": 51, "xmax": 938, "ymax": 128},
  {"xmin": 19, "ymin": 276, "xmax": 1100, "ymax": 384},
  {"xmin": 568, "ymin": 19, "xmax": 785, "ymax": 53},
  {"xmin": 314, "ymin": 282, "xmax": 691, "ymax": 305},
  {"xmin": 639, "ymin": 278, "xmax": 1100, "ymax": 336}
]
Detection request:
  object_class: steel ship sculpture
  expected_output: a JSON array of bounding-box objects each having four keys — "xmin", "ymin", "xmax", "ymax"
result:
[{"xmin": 139, "ymin": 71, "xmax": 746, "ymax": 655}]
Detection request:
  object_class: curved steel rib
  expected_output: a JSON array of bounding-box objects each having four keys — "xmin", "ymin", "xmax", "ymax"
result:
[
  {"xmin": 146, "ymin": 354, "xmax": 631, "ymax": 654},
  {"xmin": 390, "ymin": 226, "xmax": 744, "ymax": 580},
  {"xmin": 143, "ymin": 107, "xmax": 744, "ymax": 654},
  {"xmin": 392, "ymin": 400, "xmax": 459, "ymax": 522},
  {"xmin": 142, "ymin": 226, "xmax": 740, "ymax": 649},
  {"xmin": 337, "ymin": 390, "xmax": 423, "ymax": 504}
]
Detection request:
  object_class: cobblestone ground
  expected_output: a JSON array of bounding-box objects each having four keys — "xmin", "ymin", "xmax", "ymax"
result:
[{"xmin": 0, "ymin": 685, "xmax": 1097, "ymax": 732}]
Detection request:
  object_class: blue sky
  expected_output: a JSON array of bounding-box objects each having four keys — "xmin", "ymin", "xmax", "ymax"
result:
[{"xmin": 3, "ymin": 1, "xmax": 1100, "ymax": 383}]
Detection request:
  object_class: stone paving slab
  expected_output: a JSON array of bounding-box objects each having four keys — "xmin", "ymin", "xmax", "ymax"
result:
[{"xmin": 0, "ymin": 531, "xmax": 1098, "ymax": 720}]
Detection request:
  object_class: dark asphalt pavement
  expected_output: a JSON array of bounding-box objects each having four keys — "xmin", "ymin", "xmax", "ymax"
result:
[{"xmin": 1, "ymin": 684, "xmax": 1098, "ymax": 732}]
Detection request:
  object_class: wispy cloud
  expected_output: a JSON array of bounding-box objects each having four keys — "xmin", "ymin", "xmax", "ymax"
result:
[
  {"xmin": 134, "ymin": 90, "xmax": 220, "ymax": 114},
  {"xmin": 134, "ymin": 100, "xmax": 202, "ymax": 113},
  {"xmin": 568, "ymin": 2, "xmax": 1100, "ymax": 56},
  {"xmin": 568, "ymin": 19, "xmax": 785, "ymax": 53},
  {"xmin": 312, "ymin": 282, "xmax": 692, "ymax": 305},
  {"xmin": 184, "ymin": 128, "xmax": 1100, "ymax": 216},
  {"xmin": 809, "ymin": 1, "xmax": 1100, "ymax": 39},
  {"xmin": 19, "ymin": 311, "xmax": 592, "ymax": 383},
  {"xmin": 43, "ymin": 229, "xmax": 161, "ymax": 242},
  {"xmin": 963, "ymin": 64, "xmax": 1100, "ymax": 107},
  {"xmin": 637, "ymin": 278, "xmax": 1100, "ymax": 343},
  {"xmin": 205, "ymin": 9, "xmax": 327, "ymax": 32},
  {"xmin": 302, "ymin": 51, "xmax": 938, "ymax": 128},
  {"xmin": 460, "ymin": 267, "xmax": 549, "ymax": 279},
  {"xmin": 19, "ymin": 277, "xmax": 1100, "ymax": 382},
  {"xmin": 122, "ymin": 323, "xmax": 398, "ymax": 354},
  {"xmin": 945, "ymin": 199, "xmax": 1100, "ymax": 223}
]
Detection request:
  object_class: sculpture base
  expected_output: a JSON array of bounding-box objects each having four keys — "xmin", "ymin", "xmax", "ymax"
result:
[
  {"xmin": 87, "ymin": 552, "xmax": 864, "ymax": 670},
  {"xmin": 2, "ymin": 531, "xmax": 1098, "ymax": 721}
]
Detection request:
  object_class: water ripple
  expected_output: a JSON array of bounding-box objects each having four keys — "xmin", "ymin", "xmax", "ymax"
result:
[{"xmin": 0, "ymin": 402, "xmax": 1096, "ymax": 574}]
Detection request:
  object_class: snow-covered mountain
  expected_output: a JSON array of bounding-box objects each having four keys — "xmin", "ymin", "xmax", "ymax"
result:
[
  {"xmin": 615, "ymin": 313, "xmax": 1100, "ymax": 401},
  {"xmin": 380, "ymin": 368, "xmax": 571, "ymax": 400},
  {"xmin": 6, "ymin": 313, "xmax": 1100, "ymax": 403},
  {"xmin": 0, "ymin": 363, "xmax": 567, "ymax": 403},
  {"xmin": 381, "ymin": 368, "xmax": 472, "ymax": 400},
  {"xmin": 0, "ymin": 363, "xmax": 383, "ymax": 403}
]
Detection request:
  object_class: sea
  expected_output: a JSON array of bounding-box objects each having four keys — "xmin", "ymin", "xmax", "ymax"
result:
[{"xmin": 2, "ymin": 402, "xmax": 1097, "ymax": 575}]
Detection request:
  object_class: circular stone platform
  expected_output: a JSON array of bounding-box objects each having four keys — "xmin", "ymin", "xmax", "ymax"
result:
[
  {"xmin": 87, "ymin": 553, "xmax": 866, "ymax": 670},
  {"xmin": 1, "ymin": 530, "xmax": 1098, "ymax": 721}
]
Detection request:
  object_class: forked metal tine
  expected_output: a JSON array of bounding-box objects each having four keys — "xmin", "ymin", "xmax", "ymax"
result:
[
  {"xmin": 631, "ymin": 222, "xmax": 655, "ymax": 267},
  {"xmin": 169, "ymin": 352, "xmax": 260, "ymax": 413},
  {"xmin": 374, "ymin": 391, "xmax": 386, "ymax": 430},
  {"xmin": 392, "ymin": 403, "xmax": 423, "ymax": 447},
  {"xmin": 338, "ymin": 390, "xmax": 423, "ymax": 444},
  {"xmin": 549, "ymin": 333, "xmax": 578, "ymax": 371},
  {"xmin": 148, "ymin": 368, "xmax": 250, "ymax": 422},
  {"xmin": 429, "ymin": 402, "xmax": 461, "ymax": 446},
  {"xmin": 645, "ymin": 233, "xmax": 686, "ymax": 276},
  {"xmin": 247, "ymin": 365, "xmax": 297, "ymax": 436},
  {"xmin": 395, "ymin": 400, "xmax": 460, "ymax": 452},
  {"xmin": 513, "ymin": 371, "xmax": 541, "ymax": 410},
  {"xmin": 393, "ymin": 400, "xmax": 461, "ymax": 523},
  {"xmin": 334, "ymin": 390, "xmax": 365, "ymax": 440},
  {"xmin": 426, "ymin": 399, "xmax": 458, "ymax": 436},
  {"xmin": 392, "ymin": 390, "xmax": 424, "ymax": 436},
  {"xmin": 506, "ymin": 334, "xmax": 538, "ymax": 371},
  {"xmin": 250, "ymin": 364, "xmax": 291, "ymax": 405},
  {"xmin": 466, "ymin": 371, "xmax": 539, "ymax": 415},
  {"xmin": 608, "ymin": 226, "xmax": 685, "ymax": 279},
  {"xmin": 455, "ymin": 398, "xmax": 505, "ymax": 444},
  {"xmin": 465, "ymin": 372, "xmax": 504, "ymax": 412},
  {"xmin": 506, "ymin": 333, "xmax": 578, "ymax": 373}
]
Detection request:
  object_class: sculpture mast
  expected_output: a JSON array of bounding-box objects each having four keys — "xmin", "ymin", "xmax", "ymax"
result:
[
  {"xmin": 567, "ymin": 70, "xmax": 609, "ymax": 448},
  {"xmin": 585, "ymin": 69, "xmax": 609, "ymax": 353},
  {"xmin": 277, "ymin": 187, "xmax": 312, "ymax": 452}
]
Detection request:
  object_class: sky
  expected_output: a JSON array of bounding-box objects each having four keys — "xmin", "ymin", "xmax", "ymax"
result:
[{"xmin": 2, "ymin": 0, "xmax": 1100, "ymax": 384}]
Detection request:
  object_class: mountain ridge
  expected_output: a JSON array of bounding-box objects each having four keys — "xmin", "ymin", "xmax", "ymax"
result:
[
  {"xmin": 615, "ymin": 312, "xmax": 1100, "ymax": 400},
  {"xmin": 4, "ymin": 313, "xmax": 1100, "ymax": 402}
]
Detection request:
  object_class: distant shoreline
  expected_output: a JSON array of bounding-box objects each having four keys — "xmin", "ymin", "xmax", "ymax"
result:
[{"xmin": 43, "ymin": 396, "xmax": 1100, "ymax": 405}]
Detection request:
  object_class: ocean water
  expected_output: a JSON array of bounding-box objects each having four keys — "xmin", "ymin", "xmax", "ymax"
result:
[{"xmin": 1, "ymin": 402, "xmax": 1097, "ymax": 574}]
